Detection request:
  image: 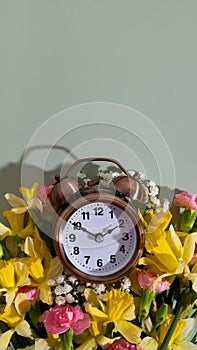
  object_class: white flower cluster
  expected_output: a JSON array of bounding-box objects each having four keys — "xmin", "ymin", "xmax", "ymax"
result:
[{"xmin": 48, "ymin": 272, "xmax": 133, "ymax": 306}]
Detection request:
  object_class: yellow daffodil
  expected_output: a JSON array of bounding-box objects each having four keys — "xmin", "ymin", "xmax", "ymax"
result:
[
  {"xmin": 75, "ymin": 320, "xmax": 119, "ymax": 350},
  {"xmin": 139, "ymin": 209, "xmax": 172, "ymax": 253},
  {"xmin": 139, "ymin": 315, "xmax": 197, "ymax": 350},
  {"xmin": 0, "ymin": 210, "xmax": 35, "ymax": 241},
  {"xmin": 0, "ymin": 304, "xmax": 32, "ymax": 350},
  {"xmin": 5, "ymin": 183, "xmax": 43, "ymax": 214},
  {"xmin": 84, "ymin": 288, "xmax": 142, "ymax": 345},
  {"xmin": 19, "ymin": 226, "xmax": 63, "ymax": 304},
  {"xmin": 140, "ymin": 225, "xmax": 197, "ymax": 291},
  {"xmin": 0, "ymin": 259, "xmax": 30, "ymax": 308}
]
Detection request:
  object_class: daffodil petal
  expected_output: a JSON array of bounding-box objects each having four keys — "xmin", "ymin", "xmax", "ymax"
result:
[
  {"xmin": 121, "ymin": 304, "xmax": 135, "ymax": 321},
  {"xmin": 46, "ymin": 257, "xmax": 63, "ymax": 281},
  {"xmin": 11, "ymin": 207, "xmax": 28, "ymax": 214},
  {"xmin": 75, "ymin": 337, "xmax": 97, "ymax": 350},
  {"xmin": 173, "ymin": 342, "xmax": 197, "ymax": 350},
  {"xmin": 0, "ymin": 304, "xmax": 22, "ymax": 326},
  {"xmin": 19, "ymin": 183, "xmax": 39, "ymax": 201},
  {"xmin": 0, "ymin": 223, "xmax": 12, "ymax": 241},
  {"xmin": 15, "ymin": 319, "xmax": 32, "ymax": 338},
  {"xmin": 84, "ymin": 288, "xmax": 107, "ymax": 313},
  {"xmin": 175, "ymin": 318, "xmax": 197, "ymax": 343},
  {"xmin": 85, "ymin": 304, "xmax": 108, "ymax": 321},
  {"xmin": 39, "ymin": 281, "xmax": 53, "ymax": 305},
  {"xmin": 28, "ymin": 198, "xmax": 43, "ymax": 213},
  {"xmin": 115, "ymin": 319, "xmax": 142, "ymax": 344},
  {"xmin": 139, "ymin": 336, "xmax": 158, "ymax": 350},
  {"xmin": 167, "ymin": 225, "xmax": 183, "ymax": 258},
  {"xmin": 0, "ymin": 328, "xmax": 14, "ymax": 350},
  {"xmin": 5, "ymin": 287, "xmax": 18, "ymax": 309},
  {"xmin": 15, "ymin": 292, "xmax": 32, "ymax": 316},
  {"xmin": 182, "ymin": 232, "xmax": 196, "ymax": 264},
  {"xmin": 97, "ymin": 335, "xmax": 121, "ymax": 347},
  {"xmin": 4, "ymin": 193, "xmax": 26, "ymax": 208}
]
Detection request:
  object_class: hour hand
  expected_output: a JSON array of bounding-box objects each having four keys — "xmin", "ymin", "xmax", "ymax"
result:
[
  {"xmin": 103, "ymin": 225, "xmax": 118, "ymax": 236},
  {"xmin": 79, "ymin": 226, "xmax": 95, "ymax": 237}
]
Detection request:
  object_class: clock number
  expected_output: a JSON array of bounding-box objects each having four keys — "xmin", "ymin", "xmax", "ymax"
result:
[
  {"xmin": 109, "ymin": 210, "xmax": 114, "ymax": 219},
  {"xmin": 122, "ymin": 232, "xmax": 129, "ymax": 241},
  {"xmin": 81, "ymin": 212, "xmax": 90, "ymax": 220},
  {"xmin": 94, "ymin": 207, "xmax": 103, "ymax": 216},
  {"xmin": 97, "ymin": 258, "xmax": 103, "ymax": 267},
  {"xmin": 110, "ymin": 255, "xmax": 116, "ymax": 263},
  {"xmin": 119, "ymin": 219, "xmax": 124, "ymax": 228},
  {"xmin": 120, "ymin": 245, "xmax": 126, "ymax": 253},
  {"xmin": 73, "ymin": 247, "xmax": 80, "ymax": 255},
  {"xmin": 69, "ymin": 233, "xmax": 76, "ymax": 242},
  {"xmin": 84, "ymin": 256, "xmax": 90, "ymax": 264},
  {"xmin": 72, "ymin": 222, "xmax": 81, "ymax": 230}
]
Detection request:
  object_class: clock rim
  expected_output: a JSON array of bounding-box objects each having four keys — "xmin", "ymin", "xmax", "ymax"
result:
[{"xmin": 53, "ymin": 189, "xmax": 144, "ymax": 283}]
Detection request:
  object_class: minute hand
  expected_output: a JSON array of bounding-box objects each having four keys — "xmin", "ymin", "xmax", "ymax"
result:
[{"xmin": 103, "ymin": 225, "xmax": 118, "ymax": 236}]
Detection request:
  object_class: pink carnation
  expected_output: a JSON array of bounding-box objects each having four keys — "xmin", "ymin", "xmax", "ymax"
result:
[
  {"xmin": 43, "ymin": 304, "xmax": 90, "ymax": 335},
  {"xmin": 37, "ymin": 185, "xmax": 54, "ymax": 203},
  {"xmin": 108, "ymin": 339, "xmax": 141, "ymax": 350},
  {"xmin": 137, "ymin": 270, "xmax": 169, "ymax": 292},
  {"xmin": 174, "ymin": 192, "xmax": 197, "ymax": 211},
  {"xmin": 17, "ymin": 286, "xmax": 40, "ymax": 304}
]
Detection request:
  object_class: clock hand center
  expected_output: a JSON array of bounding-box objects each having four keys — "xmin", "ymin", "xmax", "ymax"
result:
[{"xmin": 95, "ymin": 225, "xmax": 119, "ymax": 243}]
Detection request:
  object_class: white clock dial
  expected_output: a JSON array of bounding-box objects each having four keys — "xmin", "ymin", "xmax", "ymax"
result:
[{"xmin": 58, "ymin": 200, "xmax": 139, "ymax": 278}]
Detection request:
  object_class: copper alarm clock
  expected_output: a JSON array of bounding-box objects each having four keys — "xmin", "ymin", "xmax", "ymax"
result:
[{"xmin": 50, "ymin": 158, "xmax": 147, "ymax": 283}]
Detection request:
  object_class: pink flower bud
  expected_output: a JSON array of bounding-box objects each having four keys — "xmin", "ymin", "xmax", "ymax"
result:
[
  {"xmin": 37, "ymin": 185, "xmax": 54, "ymax": 203},
  {"xmin": 137, "ymin": 270, "xmax": 169, "ymax": 292},
  {"xmin": 174, "ymin": 192, "xmax": 197, "ymax": 211},
  {"xmin": 43, "ymin": 304, "xmax": 90, "ymax": 335},
  {"xmin": 17, "ymin": 286, "xmax": 40, "ymax": 304}
]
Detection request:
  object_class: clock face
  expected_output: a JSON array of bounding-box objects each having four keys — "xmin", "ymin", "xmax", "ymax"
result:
[{"xmin": 55, "ymin": 192, "xmax": 143, "ymax": 282}]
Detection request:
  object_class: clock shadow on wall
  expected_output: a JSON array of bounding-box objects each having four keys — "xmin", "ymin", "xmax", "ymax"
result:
[{"xmin": 0, "ymin": 146, "xmax": 181, "ymax": 228}]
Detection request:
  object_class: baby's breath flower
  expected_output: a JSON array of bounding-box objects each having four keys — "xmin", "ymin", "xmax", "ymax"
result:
[
  {"xmin": 55, "ymin": 296, "xmax": 66, "ymax": 306},
  {"xmin": 147, "ymin": 180, "xmax": 156, "ymax": 187},
  {"xmin": 149, "ymin": 185, "xmax": 159, "ymax": 196},
  {"xmin": 62, "ymin": 283, "xmax": 73, "ymax": 295},
  {"xmin": 77, "ymin": 285, "xmax": 85, "ymax": 293},
  {"xmin": 55, "ymin": 275, "xmax": 65, "ymax": 284},
  {"xmin": 93, "ymin": 283, "xmax": 106, "ymax": 295},
  {"xmin": 68, "ymin": 276, "xmax": 78, "ymax": 285},
  {"xmin": 54, "ymin": 285, "xmax": 65, "ymax": 296},
  {"xmin": 121, "ymin": 276, "xmax": 132, "ymax": 291},
  {"xmin": 65, "ymin": 293, "xmax": 76, "ymax": 304},
  {"xmin": 47, "ymin": 279, "xmax": 56, "ymax": 287}
]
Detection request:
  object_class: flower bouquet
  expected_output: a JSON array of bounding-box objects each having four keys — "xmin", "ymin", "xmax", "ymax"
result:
[{"xmin": 0, "ymin": 169, "xmax": 196, "ymax": 350}]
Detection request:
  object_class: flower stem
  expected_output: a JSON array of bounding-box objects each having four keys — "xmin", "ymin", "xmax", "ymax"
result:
[
  {"xmin": 60, "ymin": 329, "xmax": 74, "ymax": 350},
  {"xmin": 159, "ymin": 290, "xmax": 188, "ymax": 350}
]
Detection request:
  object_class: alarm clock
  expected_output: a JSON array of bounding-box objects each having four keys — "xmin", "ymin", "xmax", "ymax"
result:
[{"xmin": 51, "ymin": 158, "xmax": 147, "ymax": 283}]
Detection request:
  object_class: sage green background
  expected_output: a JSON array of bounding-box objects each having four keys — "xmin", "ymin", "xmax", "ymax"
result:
[{"xmin": 0, "ymin": 1, "xmax": 197, "ymax": 193}]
